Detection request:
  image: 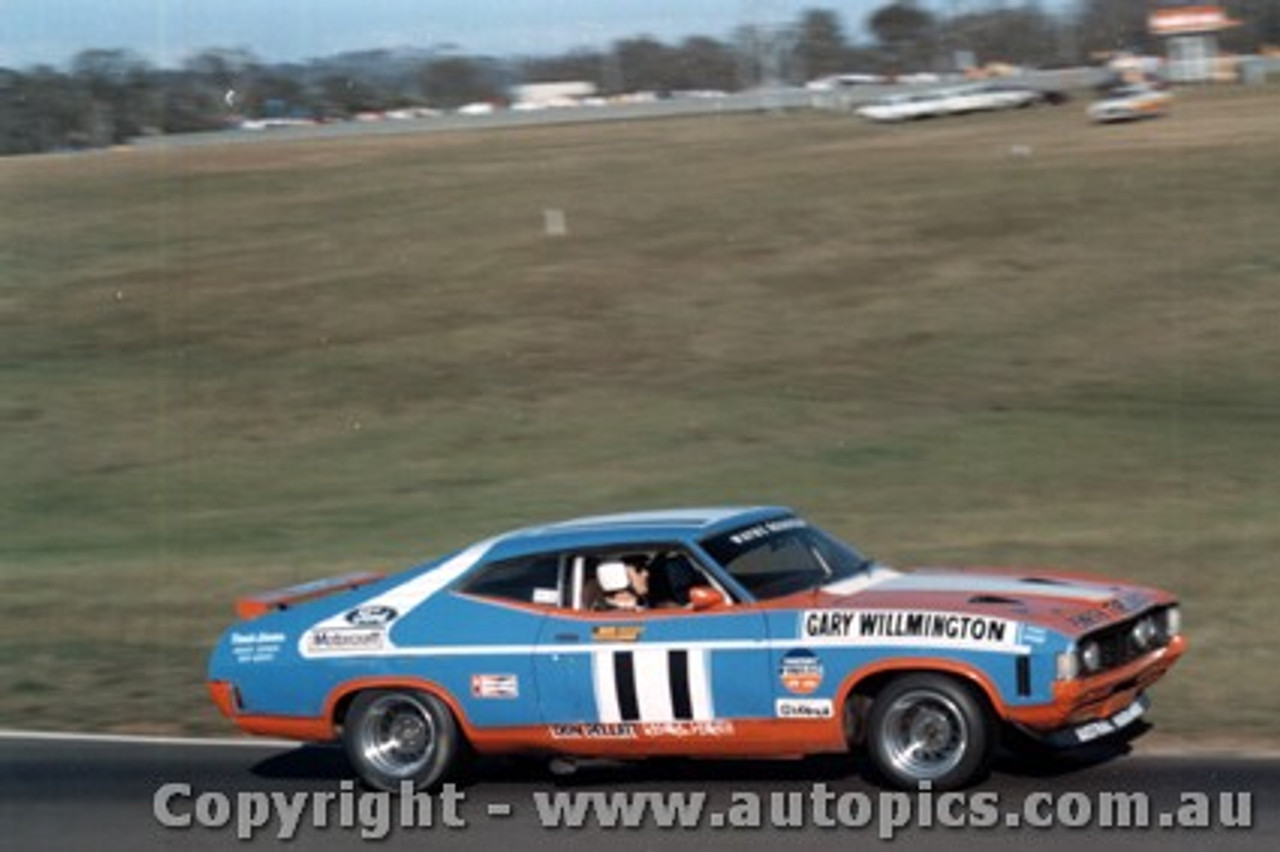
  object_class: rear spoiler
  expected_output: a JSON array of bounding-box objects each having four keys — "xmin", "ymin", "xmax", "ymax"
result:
[{"xmin": 235, "ymin": 571, "xmax": 385, "ymax": 621}]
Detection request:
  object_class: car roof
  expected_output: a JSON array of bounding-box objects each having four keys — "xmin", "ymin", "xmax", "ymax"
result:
[{"xmin": 483, "ymin": 505, "xmax": 794, "ymax": 560}]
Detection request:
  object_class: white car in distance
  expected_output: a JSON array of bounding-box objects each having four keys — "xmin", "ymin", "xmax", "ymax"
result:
[{"xmin": 856, "ymin": 91, "xmax": 952, "ymax": 122}]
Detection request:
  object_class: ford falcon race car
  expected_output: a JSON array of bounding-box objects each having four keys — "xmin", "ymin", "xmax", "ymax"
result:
[{"xmin": 207, "ymin": 507, "xmax": 1185, "ymax": 790}]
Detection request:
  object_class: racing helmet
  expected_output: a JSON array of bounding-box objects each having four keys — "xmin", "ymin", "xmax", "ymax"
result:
[{"xmin": 596, "ymin": 560, "xmax": 630, "ymax": 593}]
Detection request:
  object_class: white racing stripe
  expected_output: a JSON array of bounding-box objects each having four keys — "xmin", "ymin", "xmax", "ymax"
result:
[
  {"xmin": 592, "ymin": 649, "xmax": 622, "ymax": 723},
  {"xmin": 687, "ymin": 649, "xmax": 715, "ymax": 720},
  {"xmin": 633, "ymin": 647, "xmax": 675, "ymax": 722},
  {"xmin": 877, "ymin": 574, "xmax": 1119, "ymax": 602},
  {"xmin": 592, "ymin": 648, "xmax": 716, "ymax": 724}
]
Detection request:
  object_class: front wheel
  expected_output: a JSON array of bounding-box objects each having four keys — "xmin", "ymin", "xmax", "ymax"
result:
[
  {"xmin": 865, "ymin": 673, "xmax": 994, "ymax": 790},
  {"xmin": 343, "ymin": 689, "xmax": 461, "ymax": 791}
]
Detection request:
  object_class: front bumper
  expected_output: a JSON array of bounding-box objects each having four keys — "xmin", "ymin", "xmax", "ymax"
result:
[
  {"xmin": 1024, "ymin": 693, "xmax": 1150, "ymax": 748},
  {"xmin": 1005, "ymin": 633, "xmax": 1185, "ymax": 738}
]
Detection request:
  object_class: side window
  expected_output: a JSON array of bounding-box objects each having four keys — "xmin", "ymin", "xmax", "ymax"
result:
[
  {"xmin": 460, "ymin": 554, "xmax": 564, "ymax": 606},
  {"xmin": 577, "ymin": 548, "xmax": 733, "ymax": 611}
]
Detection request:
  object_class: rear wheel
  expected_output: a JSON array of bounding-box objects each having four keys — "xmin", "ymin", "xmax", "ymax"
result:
[
  {"xmin": 343, "ymin": 689, "xmax": 460, "ymax": 791},
  {"xmin": 865, "ymin": 673, "xmax": 993, "ymax": 790}
]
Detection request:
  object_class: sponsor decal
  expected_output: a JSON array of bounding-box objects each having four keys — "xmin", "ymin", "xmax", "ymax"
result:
[
  {"xmin": 1068, "ymin": 591, "xmax": 1151, "ymax": 630},
  {"xmin": 344, "ymin": 605, "xmax": 398, "ymax": 627},
  {"xmin": 471, "ymin": 674, "xmax": 519, "ymax": 699},
  {"xmin": 801, "ymin": 609, "xmax": 1020, "ymax": 650},
  {"xmin": 778, "ymin": 650, "xmax": 824, "ymax": 695},
  {"xmin": 532, "ymin": 588, "xmax": 560, "ymax": 605},
  {"xmin": 776, "ymin": 698, "xmax": 835, "ymax": 719},
  {"xmin": 303, "ymin": 628, "xmax": 385, "ymax": 654},
  {"xmin": 550, "ymin": 721, "xmax": 735, "ymax": 740},
  {"xmin": 230, "ymin": 631, "xmax": 286, "ymax": 664},
  {"xmin": 639, "ymin": 721, "xmax": 735, "ymax": 738},
  {"xmin": 727, "ymin": 517, "xmax": 807, "ymax": 546},
  {"xmin": 1069, "ymin": 697, "xmax": 1146, "ymax": 744},
  {"xmin": 592, "ymin": 624, "xmax": 644, "ymax": 643},
  {"xmin": 1022, "ymin": 626, "xmax": 1048, "ymax": 645},
  {"xmin": 551, "ymin": 723, "xmax": 638, "ymax": 740}
]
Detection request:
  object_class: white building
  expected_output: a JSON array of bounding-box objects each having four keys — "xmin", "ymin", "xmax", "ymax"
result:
[{"xmin": 510, "ymin": 81, "xmax": 598, "ymax": 110}]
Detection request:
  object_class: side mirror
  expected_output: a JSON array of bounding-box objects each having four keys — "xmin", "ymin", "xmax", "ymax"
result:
[{"xmin": 688, "ymin": 586, "xmax": 726, "ymax": 612}]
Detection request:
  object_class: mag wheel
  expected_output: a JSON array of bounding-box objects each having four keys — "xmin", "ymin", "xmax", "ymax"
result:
[
  {"xmin": 866, "ymin": 674, "xmax": 993, "ymax": 790},
  {"xmin": 343, "ymin": 689, "xmax": 460, "ymax": 792}
]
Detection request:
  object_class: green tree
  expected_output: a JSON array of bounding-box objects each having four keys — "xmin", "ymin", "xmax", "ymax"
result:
[
  {"xmin": 942, "ymin": 3, "xmax": 1064, "ymax": 67},
  {"xmin": 795, "ymin": 8, "xmax": 850, "ymax": 79},
  {"xmin": 1073, "ymin": 0, "xmax": 1154, "ymax": 56},
  {"xmin": 613, "ymin": 36, "xmax": 675, "ymax": 92},
  {"xmin": 868, "ymin": 1, "xmax": 938, "ymax": 69},
  {"xmin": 670, "ymin": 36, "xmax": 739, "ymax": 91},
  {"xmin": 522, "ymin": 50, "xmax": 609, "ymax": 91},
  {"xmin": 419, "ymin": 57, "xmax": 502, "ymax": 109},
  {"xmin": 71, "ymin": 49, "xmax": 158, "ymax": 143}
]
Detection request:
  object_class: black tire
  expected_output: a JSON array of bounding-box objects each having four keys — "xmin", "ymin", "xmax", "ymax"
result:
[
  {"xmin": 865, "ymin": 673, "xmax": 994, "ymax": 790},
  {"xmin": 342, "ymin": 689, "xmax": 461, "ymax": 792}
]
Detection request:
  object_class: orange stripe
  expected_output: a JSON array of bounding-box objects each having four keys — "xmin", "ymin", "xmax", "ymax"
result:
[
  {"xmin": 833, "ymin": 656, "xmax": 1010, "ymax": 716},
  {"xmin": 465, "ymin": 719, "xmax": 846, "ymax": 758}
]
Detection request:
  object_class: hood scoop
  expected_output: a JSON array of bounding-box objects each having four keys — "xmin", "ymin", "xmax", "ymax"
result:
[{"xmin": 968, "ymin": 594, "xmax": 1025, "ymax": 606}]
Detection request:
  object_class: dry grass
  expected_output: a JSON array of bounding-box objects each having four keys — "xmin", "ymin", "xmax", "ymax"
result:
[{"xmin": 1, "ymin": 86, "xmax": 1279, "ymax": 735}]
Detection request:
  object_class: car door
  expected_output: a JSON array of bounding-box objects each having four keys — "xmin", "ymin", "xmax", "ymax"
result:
[{"xmin": 533, "ymin": 551, "xmax": 772, "ymax": 730}]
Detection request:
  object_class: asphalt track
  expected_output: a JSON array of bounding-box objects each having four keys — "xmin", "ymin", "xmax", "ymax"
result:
[{"xmin": 1, "ymin": 731, "xmax": 1274, "ymax": 850}]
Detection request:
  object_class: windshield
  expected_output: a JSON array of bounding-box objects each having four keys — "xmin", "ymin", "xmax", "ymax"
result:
[{"xmin": 700, "ymin": 517, "xmax": 871, "ymax": 600}]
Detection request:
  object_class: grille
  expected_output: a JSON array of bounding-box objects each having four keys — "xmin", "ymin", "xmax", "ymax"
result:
[{"xmin": 1085, "ymin": 606, "xmax": 1173, "ymax": 671}]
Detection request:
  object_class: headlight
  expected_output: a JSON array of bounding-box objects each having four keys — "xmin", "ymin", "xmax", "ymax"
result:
[
  {"xmin": 1163, "ymin": 605, "xmax": 1181, "ymax": 637},
  {"xmin": 1079, "ymin": 640, "xmax": 1103, "ymax": 673},
  {"xmin": 1056, "ymin": 650, "xmax": 1080, "ymax": 681},
  {"xmin": 1132, "ymin": 616, "xmax": 1158, "ymax": 650}
]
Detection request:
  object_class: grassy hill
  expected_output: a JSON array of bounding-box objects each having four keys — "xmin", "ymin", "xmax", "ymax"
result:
[{"xmin": 2, "ymin": 87, "xmax": 1278, "ymax": 737}]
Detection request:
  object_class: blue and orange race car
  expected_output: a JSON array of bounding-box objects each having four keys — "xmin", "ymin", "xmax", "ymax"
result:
[{"xmin": 207, "ymin": 507, "xmax": 1185, "ymax": 790}]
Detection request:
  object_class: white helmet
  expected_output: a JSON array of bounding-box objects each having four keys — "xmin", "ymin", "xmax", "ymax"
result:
[{"xmin": 597, "ymin": 560, "xmax": 630, "ymax": 593}]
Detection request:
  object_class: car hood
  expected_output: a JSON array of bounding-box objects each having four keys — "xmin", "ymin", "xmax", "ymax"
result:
[{"xmin": 814, "ymin": 565, "xmax": 1174, "ymax": 638}]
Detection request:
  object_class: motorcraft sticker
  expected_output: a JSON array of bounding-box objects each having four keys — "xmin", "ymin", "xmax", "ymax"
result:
[{"xmin": 303, "ymin": 627, "xmax": 385, "ymax": 654}]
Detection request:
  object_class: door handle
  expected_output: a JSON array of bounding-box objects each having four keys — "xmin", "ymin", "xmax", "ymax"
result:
[{"xmin": 553, "ymin": 633, "xmax": 581, "ymax": 643}]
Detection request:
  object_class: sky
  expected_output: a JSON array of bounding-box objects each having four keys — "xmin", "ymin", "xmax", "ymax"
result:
[{"xmin": 1, "ymin": 0, "xmax": 937, "ymax": 70}]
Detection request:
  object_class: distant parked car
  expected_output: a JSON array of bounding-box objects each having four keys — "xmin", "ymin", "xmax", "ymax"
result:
[
  {"xmin": 806, "ymin": 73, "xmax": 887, "ymax": 91},
  {"xmin": 970, "ymin": 82, "xmax": 1050, "ymax": 110},
  {"xmin": 934, "ymin": 84, "xmax": 1037, "ymax": 114},
  {"xmin": 1087, "ymin": 85, "xmax": 1172, "ymax": 123},
  {"xmin": 856, "ymin": 91, "xmax": 951, "ymax": 122}
]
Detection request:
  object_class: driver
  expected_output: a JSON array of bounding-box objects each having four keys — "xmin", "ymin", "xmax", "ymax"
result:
[{"xmin": 596, "ymin": 558, "xmax": 649, "ymax": 611}]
